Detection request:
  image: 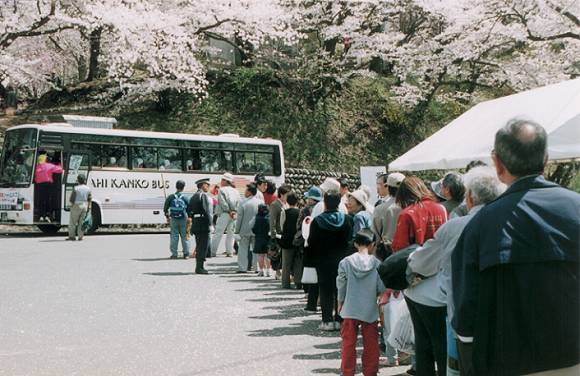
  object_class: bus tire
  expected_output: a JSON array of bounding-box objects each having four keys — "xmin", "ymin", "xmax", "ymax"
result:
[
  {"xmin": 37, "ymin": 224, "xmax": 62, "ymax": 234},
  {"xmin": 86, "ymin": 204, "xmax": 101, "ymax": 234}
]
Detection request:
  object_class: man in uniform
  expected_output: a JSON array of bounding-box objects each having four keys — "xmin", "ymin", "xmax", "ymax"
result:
[{"xmin": 188, "ymin": 178, "xmax": 213, "ymax": 274}]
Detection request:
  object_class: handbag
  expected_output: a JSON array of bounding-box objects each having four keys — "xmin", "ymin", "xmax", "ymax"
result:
[{"xmin": 301, "ymin": 266, "xmax": 318, "ymax": 284}]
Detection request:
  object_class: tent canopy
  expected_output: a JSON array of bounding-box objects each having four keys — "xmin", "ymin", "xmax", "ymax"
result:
[{"xmin": 389, "ymin": 79, "xmax": 580, "ymax": 171}]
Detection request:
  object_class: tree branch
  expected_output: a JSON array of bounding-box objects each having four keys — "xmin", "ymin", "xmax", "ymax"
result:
[
  {"xmin": 547, "ymin": 1, "xmax": 580, "ymax": 27},
  {"xmin": 0, "ymin": 0, "xmax": 61, "ymax": 49},
  {"xmin": 195, "ymin": 18, "xmax": 243, "ymax": 35}
]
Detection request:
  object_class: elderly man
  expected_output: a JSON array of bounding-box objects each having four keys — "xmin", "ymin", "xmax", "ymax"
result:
[
  {"xmin": 372, "ymin": 173, "xmax": 404, "ymax": 253},
  {"xmin": 452, "ymin": 119, "xmax": 580, "ymax": 376},
  {"xmin": 407, "ymin": 166, "xmax": 505, "ymax": 375},
  {"xmin": 235, "ymin": 183, "xmax": 260, "ymax": 273},
  {"xmin": 210, "ymin": 173, "xmax": 240, "ymax": 257}
]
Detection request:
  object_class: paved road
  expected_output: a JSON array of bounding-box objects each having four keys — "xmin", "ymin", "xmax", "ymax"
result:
[{"xmin": 0, "ymin": 233, "xmax": 407, "ymax": 376}]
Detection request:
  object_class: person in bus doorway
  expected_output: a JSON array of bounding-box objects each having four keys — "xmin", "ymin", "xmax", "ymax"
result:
[
  {"xmin": 210, "ymin": 173, "xmax": 240, "ymax": 257},
  {"xmin": 188, "ymin": 178, "xmax": 213, "ymax": 274},
  {"xmin": 34, "ymin": 153, "xmax": 63, "ymax": 222},
  {"xmin": 164, "ymin": 180, "xmax": 190, "ymax": 259},
  {"xmin": 67, "ymin": 174, "xmax": 92, "ymax": 241}
]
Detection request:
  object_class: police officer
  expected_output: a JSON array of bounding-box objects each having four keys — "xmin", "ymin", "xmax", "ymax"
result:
[{"xmin": 188, "ymin": 178, "xmax": 213, "ymax": 274}]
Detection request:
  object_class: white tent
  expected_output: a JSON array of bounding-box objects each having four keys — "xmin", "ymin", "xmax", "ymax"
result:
[{"xmin": 389, "ymin": 79, "xmax": 580, "ymax": 171}]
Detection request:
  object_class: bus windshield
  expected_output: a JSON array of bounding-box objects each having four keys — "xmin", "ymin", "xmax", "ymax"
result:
[{"xmin": 0, "ymin": 128, "xmax": 37, "ymax": 187}]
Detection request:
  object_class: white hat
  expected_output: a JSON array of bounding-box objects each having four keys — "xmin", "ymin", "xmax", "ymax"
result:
[
  {"xmin": 430, "ymin": 179, "xmax": 445, "ymax": 200},
  {"xmin": 320, "ymin": 177, "xmax": 340, "ymax": 193},
  {"xmin": 222, "ymin": 172, "xmax": 234, "ymax": 183},
  {"xmin": 348, "ymin": 189, "xmax": 373, "ymax": 213},
  {"xmin": 386, "ymin": 172, "xmax": 405, "ymax": 188},
  {"xmin": 357, "ymin": 184, "xmax": 372, "ymax": 201}
]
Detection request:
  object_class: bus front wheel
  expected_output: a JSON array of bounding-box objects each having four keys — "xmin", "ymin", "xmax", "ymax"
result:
[{"xmin": 37, "ymin": 224, "xmax": 62, "ymax": 234}]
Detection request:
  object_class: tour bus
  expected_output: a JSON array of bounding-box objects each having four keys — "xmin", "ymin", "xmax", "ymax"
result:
[{"xmin": 0, "ymin": 123, "xmax": 285, "ymax": 233}]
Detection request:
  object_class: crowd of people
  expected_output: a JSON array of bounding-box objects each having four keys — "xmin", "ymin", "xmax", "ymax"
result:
[{"xmin": 57, "ymin": 117, "xmax": 574, "ymax": 376}]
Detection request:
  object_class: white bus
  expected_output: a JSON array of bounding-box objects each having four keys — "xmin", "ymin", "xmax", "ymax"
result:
[{"xmin": 0, "ymin": 123, "xmax": 285, "ymax": 233}]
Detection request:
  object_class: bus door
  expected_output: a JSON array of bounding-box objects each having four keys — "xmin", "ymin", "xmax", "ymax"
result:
[
  {"xmin": 34, "ymin": 149, "xmax": 64, "ymax": 223},
  {"xmin": 64, "ymin": 152, "xmax": 91, "ymax": 213}
]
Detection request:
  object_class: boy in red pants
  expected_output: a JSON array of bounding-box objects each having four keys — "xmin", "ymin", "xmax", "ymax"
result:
[{"xmin": 337, "ymin": 229, "xmax": 386, "ymax": 376}]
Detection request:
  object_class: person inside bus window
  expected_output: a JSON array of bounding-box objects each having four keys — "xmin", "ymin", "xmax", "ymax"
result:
[
  {"xmin": 186, "ymin": 160, "xmax": 194, "ymax": 171},
  {"xmin": 118, "ymin": 156, "xmax": 127, "ymax": 168},
  {"xmin": 159, "ymin": 159, "xmax": 171, "ymax": 171},
  {"xmin": 107, "ymin": 157, "xmax": 117, "ymax": 168},
  {"xmin": 34, "ymin": 153, "xmax": 63, "ymax": 222},
  {"xmin": 134, "ymin": 158, "xmax": 144, "ymax": 169}
]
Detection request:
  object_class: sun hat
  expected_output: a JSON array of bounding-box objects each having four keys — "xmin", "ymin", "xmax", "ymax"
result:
[
  {"xmin": 222, "ymin": 172, "xmax": 234, "ymax": 183},
  {"xmin": 304, "ymin": 186, "xmax": 323, "ymax": 202},
  {"xmin": 348, "ymin": 189, "xmax": 372, "ymax": 212},
  {"xmin": 319, "ymin": 177, "xmax": 340, "ymax": 193},
  {"xmin": 430, "ymin": 178, "xmax": 445, "ymax": 200},
  {"xmin": 386, "ymin": 172, "xmax": 405, "ymax": 188}
]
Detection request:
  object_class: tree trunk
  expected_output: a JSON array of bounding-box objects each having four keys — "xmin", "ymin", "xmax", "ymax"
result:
[{"xmin": 86, "ymin": 27, "xmax": 102, "ymax": 82}]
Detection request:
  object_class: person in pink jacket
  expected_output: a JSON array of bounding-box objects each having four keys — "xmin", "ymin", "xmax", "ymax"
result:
[{"xmin": 34, "ymin": 154, "xmax": 63, "ymax": 222}]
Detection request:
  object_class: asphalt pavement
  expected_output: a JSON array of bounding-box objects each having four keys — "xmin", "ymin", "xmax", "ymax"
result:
[{"xmin": 0, "ymin": 233, "xmax": 408, "ymax": 376}]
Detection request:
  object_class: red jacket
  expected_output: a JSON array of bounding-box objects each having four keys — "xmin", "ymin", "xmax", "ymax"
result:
[
  {"xmin": 392, "ymin": 198, "xmax": 447, "ymax": 252},
  {"xmin": 34, "ymin": 162, "xmax": 63, "ymax": 184}
]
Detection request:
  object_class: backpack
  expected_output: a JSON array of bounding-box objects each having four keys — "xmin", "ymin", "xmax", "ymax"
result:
[{"xmin": 169, "ymin": 193, "xmax": 187, "ymax": 219}]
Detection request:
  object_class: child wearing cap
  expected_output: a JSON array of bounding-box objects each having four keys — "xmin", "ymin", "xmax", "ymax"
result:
[{"xmin": 337, "ymin": 229, "xmax": 385, "ymax": 376}]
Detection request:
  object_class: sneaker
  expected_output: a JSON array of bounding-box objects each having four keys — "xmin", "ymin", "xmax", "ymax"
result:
[
  {"xmin": 169, "ymin": 255, "xmax": 178, "ymax": 259},
  {"xmin": 406, "ymin": 367, "xmax": 416, "ymax": 375},
  {"xmin": 257, "ymin": 271, "xmax": 264, "ymax": 277},
  {"xmin": 195, "ymin": 268, "xmax": 209, "ymax": 274},
  {"xmin": 265, "ymin": 270, "xmax": 270, "ymax": 277},
  {"xmin": 65, "ymin": 237, "xmax": 76, "ymax": 241},
  {"xmin": 318, "ymin": 322, "xmax": 335, "ymax": 331}
]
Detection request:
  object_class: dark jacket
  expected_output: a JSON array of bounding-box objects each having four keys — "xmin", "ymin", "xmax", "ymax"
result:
[
  {"xmin": 306, "ymin": 211, "xmax": 353, "ymax": 275},
  {"xmin": 280, "ymin": 207, "xmax": 300, "ymax": 249},
  {"xmin": 252, "ymin": 214, "xmax": 270, "ymax": 254},
  {"xmin": 452, "ymin": 175, "xmax": 580, "ymax": 376}
]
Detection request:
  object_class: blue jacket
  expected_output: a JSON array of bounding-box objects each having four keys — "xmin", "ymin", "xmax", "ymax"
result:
[{"xmin": 452, "ymin": 175, "xmax": 580, "ymax": 375}]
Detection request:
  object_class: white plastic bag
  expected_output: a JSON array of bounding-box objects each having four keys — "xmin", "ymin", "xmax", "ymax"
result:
[
  {"xmin": 301, "ymin": 266, "xmax": 318, "ymax": 284},
  {"xmin": 302, "ymin": 216, "xmax": 312, "ymax": 246},
  {"xmin": 387, "ymin": 298, "xmax": 415, "ymax": 354}
]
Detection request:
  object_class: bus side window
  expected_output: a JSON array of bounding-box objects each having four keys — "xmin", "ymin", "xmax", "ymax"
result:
[
  {"xmin": 158, "ymin": 148, "xmax": 182, "ymax": 171},
  {"xmin": 132, "ymin": 147, "xmax": 157, "ymax": 169},
  {"xmin": 186, "ymin": 149, "xmax": 202, "ymax": 171},
  {"xmin": 255, "ymin": 152, "xmax": 274, "ymax": 174},
  {"xmin": 223, "ymin": 151, "xmax": 234, "ymax": 172},
  {"xmin": 200, "ymin": 150, "xmax": 222, "ymax": 172},
  {"xmin": 235, "ymin": 151, "xmax": 255, "ymax": 173},
  {"xmin": 101, "ymin": 145, "xmax": 127, "ymax": 168}
]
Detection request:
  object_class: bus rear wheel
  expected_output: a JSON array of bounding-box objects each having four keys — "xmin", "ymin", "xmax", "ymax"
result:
[{"xmin": 37, "ymin": 224, "xmax": 62, "ymax": 234}]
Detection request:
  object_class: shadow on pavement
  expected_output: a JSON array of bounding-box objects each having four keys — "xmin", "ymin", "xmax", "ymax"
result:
[
  {"xmin": 293, "ymin": 350, "xmax": 342, "ymax": 360},
  {"xmin": 247, "ymin": 319, "xmax": 339, "ymax": 339},
  {"xmin": 143, "ymin": 272, "xmax": 195, "ymax": 276},
  {"xmin": 133, "ymin": 258, "xmax": 175, "ymax": 262},
  {"xmin": 310, "ymin": 368, "xmax": 341, "ymax": 374}
]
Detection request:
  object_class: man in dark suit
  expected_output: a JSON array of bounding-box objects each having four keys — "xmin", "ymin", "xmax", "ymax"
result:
[
  {"xmin": 188, "ymin": 178, "xmax": 213, "ymax": 274},
  {"xmin": 452, "ymin": 118, "xmax": 580, "ymax": 376}
]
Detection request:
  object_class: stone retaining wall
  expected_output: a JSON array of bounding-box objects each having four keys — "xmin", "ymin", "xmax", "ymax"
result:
[{"xmin": 284, "ymin": 168, "xmax": 360, "ymax": 195}]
